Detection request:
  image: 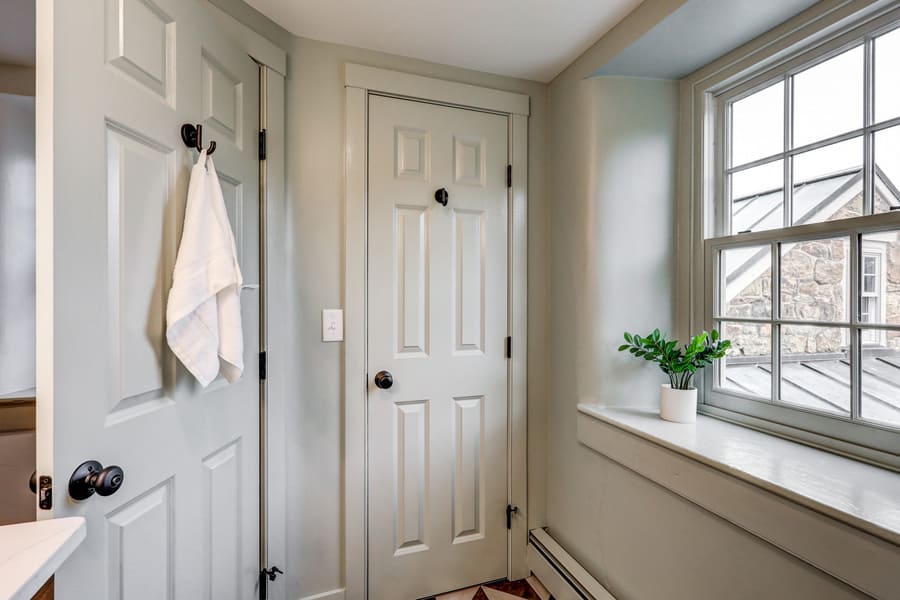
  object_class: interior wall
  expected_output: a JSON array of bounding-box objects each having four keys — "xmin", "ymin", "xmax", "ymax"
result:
[
  {"xmin": 0, "ymin": 90, "xmax": 35, "ymax": 397},
  {"xmin": 283, "ymin": 36, "xmax": 550, "ymax": 600}
]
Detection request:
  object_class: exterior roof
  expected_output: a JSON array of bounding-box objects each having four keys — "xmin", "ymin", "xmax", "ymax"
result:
[
  {"xmin": 725, "ymin": 353, "xmax": 900, "ymax": 425},
  {"xmin": 732, "ymin": 167, "xmax": 900, "ymax": 235}
]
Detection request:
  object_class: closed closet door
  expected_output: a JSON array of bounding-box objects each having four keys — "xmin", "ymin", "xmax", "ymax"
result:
[
  {"xmin": 36, "ymin": 1, "xmax": 260, "ymax": 598},
  {"xmin": 367, "ymin": 94, "xmax": 510, "ymax": 599}
]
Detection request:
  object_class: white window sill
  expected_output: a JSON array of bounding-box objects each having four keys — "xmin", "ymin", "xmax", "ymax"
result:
[{"xmin": 577, "ymin": 404, "xmax": 900, "ymax": 597}]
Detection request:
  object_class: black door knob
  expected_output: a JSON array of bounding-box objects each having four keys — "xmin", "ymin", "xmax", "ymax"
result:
[
  {"xmin": 434, "ymin": 188, "xmax": 449, "ymax": 206},
  {"xmin": 69, "ymin": 460, "xmax": 125, "ymax": 501},
  {"xmin": 374, "ymin": 370, "xmax": 393, "ymax": 389}
]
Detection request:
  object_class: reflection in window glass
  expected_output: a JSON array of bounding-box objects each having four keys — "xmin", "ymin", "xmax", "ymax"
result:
[
  {"xmin": 875, "ymin": 27, "xmax": 900, "ymax": 124},
  {"xmin": 780, "ymin": 325, "xmax": 851, "ymax": 416},
  {"xmin": 781, "ymin": 237, "xmax": 849, "ymax": 322},
  {"xmin": 791, "ymin": 137, "xmax": 863, "ymax": 225},
  {"xmin": 718, "ymin": 321, "xmax": 771, "ymax": 399},
  {"xmin": 731, "ymin": 81, "xmax": 784, "ymax": 167},
  {"xmin": 793, "ymin": 45, "xmax": 864, "ymax": 147},
  {"xmin": 860, "ymin": 335, "xmax": 900, "ymax": 428},
  {"xmin": 873, "ymin": 126, "xmax": 900, "ymax": 214},
  {"xmin": 731, "ymin": 160, "xmax": 783, "ymax": 233}
]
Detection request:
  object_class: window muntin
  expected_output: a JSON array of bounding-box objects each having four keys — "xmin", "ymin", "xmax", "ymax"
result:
[{"xmin": 708, "ymin": 20, "xmax": 900, "ymax": 445}]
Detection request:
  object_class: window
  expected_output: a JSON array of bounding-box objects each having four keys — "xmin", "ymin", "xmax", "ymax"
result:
[{"xmin": 704, "ymin": 12, "xmax": 900, "ymax": 458}]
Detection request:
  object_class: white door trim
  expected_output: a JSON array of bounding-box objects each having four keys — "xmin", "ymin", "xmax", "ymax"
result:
[{"xmin": 344, "ymin": 64, "xmax": 529, "ymax": 599}]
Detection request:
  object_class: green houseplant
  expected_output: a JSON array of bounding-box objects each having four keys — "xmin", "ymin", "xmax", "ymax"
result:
[{"xmin": 618, "ymin": 329, "xmax": 730, "ymax": 423}]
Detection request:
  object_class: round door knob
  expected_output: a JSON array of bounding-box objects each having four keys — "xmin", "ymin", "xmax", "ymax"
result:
[
  {"xmin": 69, "ymin": 460, "xmax": 125, "ymax": 501},
  {"xmin": 374, "ymin": 370, "xmax": 393, "ymax": 390},
  {"xmin": 434, "ymin": 188, "xmax": 449, "ymax": 206}
]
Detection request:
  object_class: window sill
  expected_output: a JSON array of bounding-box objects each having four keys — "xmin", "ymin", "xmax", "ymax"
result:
[{"xmin": 577, "ymin": 404, "xmax": 900, "ymax": 597}]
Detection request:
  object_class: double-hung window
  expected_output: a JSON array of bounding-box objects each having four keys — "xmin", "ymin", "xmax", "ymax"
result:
[{"xmin": 703, "ymin": 11, "xmax": 900, "ymax": 460}]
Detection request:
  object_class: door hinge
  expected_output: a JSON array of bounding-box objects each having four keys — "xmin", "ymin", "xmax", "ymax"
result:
[
  {"xmin": 506, "ymin": 164, "xmax": 512, "ymax": 188},
  {"xmin": 259, "ymin": 566, "xmax": 283, "ymax": 600},
  {"xmin": 259, "ymin": 351, "xmax": 267, "ymax": 381},
  {"xmin": 505, "ymin": 336, "xmax": 512, "ymax": 359},
  {"xmin": 506, "ymin": 504, "xmax": 519, "ymax": 529},
  {"xmin": 259, "ymin": 129, "xmax": 267, "ymax": 161},
  {"xmin": 38, "ymin": 475, "xmax": 52, "ymax": 510}
]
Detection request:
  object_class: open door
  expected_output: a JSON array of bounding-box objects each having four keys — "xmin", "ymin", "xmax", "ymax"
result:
[{"xmin": 35, "ymin": 1, "xmax": 260, "ymax": 598}]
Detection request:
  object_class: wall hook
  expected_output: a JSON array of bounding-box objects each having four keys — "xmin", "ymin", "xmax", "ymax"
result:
[{"xmin": 181, "ymin": 123, "xmax": 216, "ymax": 155}]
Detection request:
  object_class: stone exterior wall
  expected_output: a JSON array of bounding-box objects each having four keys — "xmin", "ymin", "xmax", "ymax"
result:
[{"xmin": 724, "ymin": 192, "xmax": 900, "ymax": 360}]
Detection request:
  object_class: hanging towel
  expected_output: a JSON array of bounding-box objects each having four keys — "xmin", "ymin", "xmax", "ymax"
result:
[{"xmin": 166, "ymin": 149, "xmax": 244, "ymax": 387}]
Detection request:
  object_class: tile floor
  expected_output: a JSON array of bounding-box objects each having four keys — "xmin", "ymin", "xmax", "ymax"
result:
[{"xmin": 431, "ymin": 576, "xmax": 551, "ymax": 600}]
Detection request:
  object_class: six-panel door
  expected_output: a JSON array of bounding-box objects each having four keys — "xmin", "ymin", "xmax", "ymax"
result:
[
  {"xmin": 36, "ymin": 1, "xmax": 260, "ymax": 598},
  {"xmin": 367, "ymin": 95, "xmax": 510, "ymax": 600}
]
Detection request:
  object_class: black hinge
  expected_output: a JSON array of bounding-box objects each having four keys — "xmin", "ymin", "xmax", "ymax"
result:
[
  {"xmin": 506, "ymin": 164, "xmax": 512, "ymax": 188},
  {"xmin": 259, "ymin": 566, "xmax": 283, "ymax": 600},
  {"xmin": 505, "ymin": 336, "xmax": 512, "ymax": 359},
  {"xmin": 259, "ymin": 351, "xmax": 267, "ymax": 381},
  {"xmin": 259, "ymin": 129, "xmax": 267, "ymax": 161},
  {"xmin": 506, "ymin": 504, "xmax": 518, "ymax": 529}
]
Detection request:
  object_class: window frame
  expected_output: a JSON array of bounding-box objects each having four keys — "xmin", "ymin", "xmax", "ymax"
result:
[{"xmin": 699, "ymin": 6, "xmax": 900, "ymax": 465}]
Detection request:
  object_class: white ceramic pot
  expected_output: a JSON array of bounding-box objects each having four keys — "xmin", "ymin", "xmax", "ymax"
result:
[{"xmin": 660, "ymin": 384, "xmax": 697, "ymax": 423}]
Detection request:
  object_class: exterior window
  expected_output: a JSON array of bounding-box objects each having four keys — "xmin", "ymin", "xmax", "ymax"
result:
[{"xmin": 706, "ymin": 16, "xmax": 900, "ymax": 448}]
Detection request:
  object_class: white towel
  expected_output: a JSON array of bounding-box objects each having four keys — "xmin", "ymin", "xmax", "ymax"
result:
[{"xmin": 166, "ymin": 149, "xmax": 244, "ymax": 387}]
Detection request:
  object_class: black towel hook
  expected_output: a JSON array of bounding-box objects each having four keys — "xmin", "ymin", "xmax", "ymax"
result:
[{"xmin": 180, "ymin": 123, "xmax": 216, "ymax": 155}]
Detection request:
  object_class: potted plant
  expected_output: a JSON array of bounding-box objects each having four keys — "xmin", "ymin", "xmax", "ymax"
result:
[{"xmin": 618, "ymin": 329, "xmax": 730, "ymax": 423}]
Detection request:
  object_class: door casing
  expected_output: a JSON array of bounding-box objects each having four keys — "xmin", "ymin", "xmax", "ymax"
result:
[{"xmin": 343, "ymin": 64, "xmax": 530, "ymax": 599}]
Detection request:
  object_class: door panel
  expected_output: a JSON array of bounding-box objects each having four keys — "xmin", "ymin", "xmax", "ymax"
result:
[
  {"xmin": 367, "ymin": 95, "xmax": 509, "ymax": 599},
  {"xmin": 36, "ymin": 1, "xmax": 260, "ymax": 598}
]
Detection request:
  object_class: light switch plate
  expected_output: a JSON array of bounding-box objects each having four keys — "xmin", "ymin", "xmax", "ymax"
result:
[{"xmin": 322, "ymin": 309, "xmax": 344, "ymax": 342}]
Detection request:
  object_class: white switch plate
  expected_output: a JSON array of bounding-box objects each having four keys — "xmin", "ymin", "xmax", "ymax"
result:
[{"xmin": 322, "ymin": 309, "xmax": 344, "ymax": 342}]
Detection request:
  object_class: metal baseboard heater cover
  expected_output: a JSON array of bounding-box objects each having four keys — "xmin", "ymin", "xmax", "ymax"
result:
[{"xmin": 527, "ymin": 529, "xmax": 616, "ymax": 600}]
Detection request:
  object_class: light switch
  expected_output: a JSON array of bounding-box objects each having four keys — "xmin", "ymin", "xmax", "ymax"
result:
[{"xmin": 322, "ymin": 309, "xmax": 344, "ymax": 342}]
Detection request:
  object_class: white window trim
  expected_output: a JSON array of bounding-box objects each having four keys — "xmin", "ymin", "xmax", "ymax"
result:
[{"xmin": 678, "ymin": 0, "xmax": 900, "ymax": 469}]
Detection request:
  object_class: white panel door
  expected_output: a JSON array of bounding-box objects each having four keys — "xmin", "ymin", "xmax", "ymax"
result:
[
  {"xmin": 367, "ymin": 95, "xmax": 509, "ymax": 599},
  {"xmin": 35, "ymin": 1, "xmax": 260, "ymax": 598}
]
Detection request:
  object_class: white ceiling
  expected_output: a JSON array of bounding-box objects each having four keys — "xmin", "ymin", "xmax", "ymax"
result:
[
  {"xmin": 0, "ymin": 0, "xmax": 34, "ymax": 66},
  {"xmin": 244, "ymin": 0, "xmax": 645, "ymax": 82}
]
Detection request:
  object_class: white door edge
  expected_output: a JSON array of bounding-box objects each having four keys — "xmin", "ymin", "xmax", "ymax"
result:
[{"xmin": 343, "ymin": 67, "xmax": 529, "ymax": 599}]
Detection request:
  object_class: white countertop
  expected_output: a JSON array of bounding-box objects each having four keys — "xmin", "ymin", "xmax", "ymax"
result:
[{"xmin": 0, "ymin": 517, "xmax": 86, "ymax": 600}]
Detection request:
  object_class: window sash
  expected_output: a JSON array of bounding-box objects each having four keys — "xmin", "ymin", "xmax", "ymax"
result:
[
  {"xmin": 714, "ymin": 17, "xmax": 900, "ymax": 239},
  {"xmin": 705, "ymin": 216, "xmax": 900, "ymax": 442}
]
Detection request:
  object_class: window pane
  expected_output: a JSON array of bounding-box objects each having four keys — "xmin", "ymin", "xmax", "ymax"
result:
[
  {"xmin": 875, "ymin": 27, "xmax": 900, "ymax": 124},
  {"xmin": 791, "ymin": 137, "xmax": 863, "ymax": 225},
  {"xmin": 873, "ymin": 126, "xmax": 900, "ymax": 214},
  {"xmin": 793, "ymin": 45, "xmax": 864, "ymax": 148},
  {"xmin": 731, "ymin": 81, "xmax": 784, "ymax": 167},
  {"xmin": 780, "ymin": 325, "xmax": 851, "ymax": 416},
  {"xmin": 721, "ymin": 246, "xmax": 771, "ymax": 318},
  {"xmin": 860, "ymin": 337, "xmax": 900, "ymax": 428},
  {"xmin": 718, "ymin": 320, "xmax": 771, "ymax": 398},
  {"xmin": 860, "ymin": 231, "xmax": 900, "ymax": 324},
  {"xmin": 780, "ymin": 237, "xmax": 849, "ymax": 322},
  {"xmin": 731, "ymin": 160, "xmax": 783, "ymax": 233}
]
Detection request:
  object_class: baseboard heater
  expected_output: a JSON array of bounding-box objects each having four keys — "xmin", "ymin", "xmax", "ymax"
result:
[{"xmin": 527, "ymin": 529, "xmax": 616, "ymax": 600}]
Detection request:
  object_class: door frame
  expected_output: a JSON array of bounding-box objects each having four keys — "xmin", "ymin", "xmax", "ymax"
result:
[{"xmin": 343, "ymin": 64, "xmax": 530, "ymax": 599}]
